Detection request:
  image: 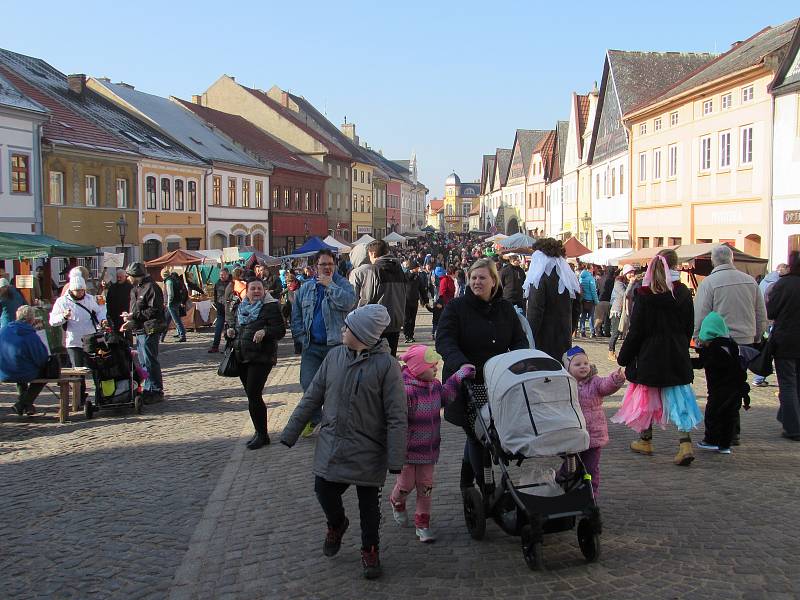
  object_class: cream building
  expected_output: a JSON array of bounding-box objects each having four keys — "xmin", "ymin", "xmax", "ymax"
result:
[
  {"xmin": 770, "ymin": 23, "xmax": 800, "ymax": 265},
  {"xmin": 626, "ymin": 19, "xmax": 797, "ymax": 257},
  {"xmin": 560, "ymin": 92, "xmax": 592, "ymax": 241}
]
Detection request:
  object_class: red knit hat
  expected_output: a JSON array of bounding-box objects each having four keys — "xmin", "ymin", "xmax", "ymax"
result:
[{"xmin": 400, "ymin": 344, "xmax": 441, "ymax": 378}]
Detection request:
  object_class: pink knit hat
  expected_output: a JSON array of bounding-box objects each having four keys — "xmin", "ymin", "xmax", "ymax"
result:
[{"xmin": 400, "ymin": 344, "xmax": 441, "ymax": 378}]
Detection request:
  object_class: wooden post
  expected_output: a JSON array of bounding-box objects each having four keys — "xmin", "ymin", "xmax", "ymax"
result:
[{"xmin": 58, "ymin": 381, "xmax": 69, "ymax": 424}]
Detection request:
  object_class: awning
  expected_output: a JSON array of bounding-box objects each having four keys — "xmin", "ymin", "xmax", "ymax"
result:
[
  {"xmin": 0, "ymin": 232, "xmax": 97, "ymax": 260},
  {"xmin": 563, "ymin": 236, "xmax": 591, "ymax": 258},
  {"xmin": 145, "ymin": 249, "xmax": 205, "ymax": 268},
  {"xmin": 578, "ymin": 248, "xmax": 633, "ymax": 266}
]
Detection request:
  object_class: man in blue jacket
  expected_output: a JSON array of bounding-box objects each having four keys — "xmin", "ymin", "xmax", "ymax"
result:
[
  {"xmin": 291, "ymin": 249, "xmax": 357, "ymax": 435},
  {"xmin": 0, "ymin": 305, "xmax": 49, "ymax": 415}
]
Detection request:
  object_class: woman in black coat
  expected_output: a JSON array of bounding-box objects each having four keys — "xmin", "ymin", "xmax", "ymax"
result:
[
  {"xmin": 767, "ymin": 251, "xmax": 800, "ymax": 440},
  {"xmin": 612, "ymin": 249, "xmax": 701, "ymax": 466},
  {"xmin": 436, "ymin": 258, "xmax": 528, "ymax": 489},
  {"xmin": 226, "ymin": 278, "xmax": 286, "ymax": 449}
]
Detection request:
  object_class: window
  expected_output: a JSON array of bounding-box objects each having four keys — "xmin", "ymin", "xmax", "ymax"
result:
[
  {"xmin": 344, "ymin": 166, "xmax": 348, "ymax": 180},
  {"xmin": 653, "ymin": 149, "xmax": 662, "ymax": 180},
  {"xmin": 703, "ymin": 99, "xmax": 713, "ymax": 115},
  {"xmin": 595, "ymin": 173, "xmax": 600, "ymax": 198},
  {"xmin": 228, "ymin": 177, "xmax": 237, "ymax": 206},
  {"xmin": 293, "ymin": 189, "xmax": 300, "ymax": 210},
  {"xmin": 166, "ymin": 241, "xmax": 180, "ymax": 252},
  {"xmin": 654, "ymin": 237, "xmax": 664, "ymax": 247},
  {"xmin": 284, "ymin": 188, "xmax": 290, "ymax": 208},
  {"xmin": 272, "ymin": 186, "xmax": 279, "ymax": 209},
  {"xmin": 719, "ymin": 131, "xmax": 731, "ymax": 168},
  {"xmin": 11, "ymin": 154, "xmax": 29, "ymax": 193},
  {"xmin": 620, "ymin": 164, "xmax": 624, "ymax": 194},
  {"xmin": 639, "ymin": 123, "xmax": 647, "ymax": 135},
  {"xmin": 639, "ymin": 153, "xmax": 647, "ymax": 182},
  {"xmin": 49, "ymin": 171, "xmax": 64, "ymax": 205},
  {"xmin": 700, "ymin": 136, "xmax": 711, "ymax": 171},
  {"xmin": 741, "ymin": 85, "xmax": 753, "ymax": 103},
  {"xmin": 638, "ymin": 237, "xmax": 650, "ymax": 249},
  {"xmin": 668, "ymin": 144, "xmax": 678, "ymax": 177},
  {"xmin": 175, "ymin": 179, "xmax": 185, "ymax": 210},
  {"xmin": 360, "ymin": 171, "xmax": 364, "ymax": 184},
  {"xmin": 314, "ymin": 192, "xmax": 320, "ymax": 212},
  {"xmin": 654, "ymin": 117, "xmax": 662, "ymax": 132},
  {"xmin": 212, "ymin": 176, "xmax": 222, "ymax": 205},
  {"xmin": 304, "ymin": 191, "xmax": 310, "ymax": 211},
  {"xmin": 367, "ymin": 172, "xmax": 371, "ymax": 184},
  {"xmin": 360, "ymin": 195, "xmax": 365, "ymax": 213},
  {"xmin": 353, "ymin": 168, "xmax": 357, "ymax": 181},
  {"xmin": 670, "ymin": 111, "xmax": 679, "ymax": 126},
  {"xmin": 336, "ymin": 193, "xmax": 341, "ymax": 209},
  {"xmin": 146, "ymin": 176, "xmax": 157, "ymax": 209},
  {"xmin": 611, "ymin": 167, "xmax": 616, "ymax": 195},
  {"xmin": 186, "ymin": 238, "xmax": 201, "ymax": 251},
  {"xmin": 741, "ymin": 126, "xmax": 753, "ymax": 165},
  {"xmin": 255, "ymin": 181, "xmax": 263, "ymax": 208},
  {"xmin": 367, "ymin": 195, "xmax": 371, "ymax": 212},
  {"xmin": 327, "ymin": 191, "xmax": 332, "ymax": 209},
  {"xmin": 85, "ymin": 175, "xmax": 97, "ymax": 207},
  {"xmin": 722, "ymin": 93, "xmax": 732, "ymax": 110},
  {"xmin": 114, "ymin": 178, "xmax": 128, "ymax": 208},
  {"xmin": 327, "ymin": 163, "xmax": 332, "ymax": 176},
  {"xmin": 668, "ymin": 237, "xmax": 682, "ymax": 245},
  {"xmin": 188, "ymin": 181, "xmax": 197, "ymax": 211},
  {"xmin": 242, "ymin": 179, "xmax": 250, "ymax": 208},
  {"xmin": 337, "ymin": 165, "xmax": 341, "ymax": 178},
  {"xmin": 161, "ymin": 177, "xmax": 171, "ymax": 209}
]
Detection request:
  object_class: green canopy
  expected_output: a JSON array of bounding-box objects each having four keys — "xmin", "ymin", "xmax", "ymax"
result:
[{"xmin": 0, "ymin": 232, "xmax": 97, "ymax": 260}]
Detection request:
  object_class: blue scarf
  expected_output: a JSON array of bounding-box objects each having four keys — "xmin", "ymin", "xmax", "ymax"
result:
[{"xmin": 237, "ymin": 298, "xmax": 264, "ymax": 325}]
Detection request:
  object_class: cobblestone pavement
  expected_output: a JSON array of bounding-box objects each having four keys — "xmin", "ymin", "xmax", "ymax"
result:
[{"xmin": 1, "ymin": 314, "xmax": 799, "ymax": 599}]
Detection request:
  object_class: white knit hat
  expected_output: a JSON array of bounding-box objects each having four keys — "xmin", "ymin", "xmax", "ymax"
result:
[{"xmin": 69, "ymin": 276, "xmax": 87, "ymax": 291}]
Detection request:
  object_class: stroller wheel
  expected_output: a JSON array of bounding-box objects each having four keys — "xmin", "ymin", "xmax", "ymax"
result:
[
  {"xmin": 520, "ymin": 525, "xmax": 544, "ymax": 570},
  {"xmin": 578, "ymin": 518, "xmax": 601, "ymax": 563},
  {"xmin": 462, "ymin": 488, "xmax": 486, "ymax": 540},
  {"xmin": 84, "ymin": 400, "xmax": 95, "ymax": 420},
  {"xmin": 134, "ymin": 394, "xmax": 143, "ymax": 415}
]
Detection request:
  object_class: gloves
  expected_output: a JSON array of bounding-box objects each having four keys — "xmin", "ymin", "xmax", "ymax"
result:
[{"xmin": 389, "ymin": 469, "xmax": 401, "ymax": 475}]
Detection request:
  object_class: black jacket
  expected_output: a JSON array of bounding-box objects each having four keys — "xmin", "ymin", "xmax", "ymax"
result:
[
  {"xmin": 405, "ymin": 270, "xmax": 429, "ymax": 306},
  {"xmin": 106, "ymin": 281, "xmax": 132, "ymax": 328},
  {"xmin": 600, "ymin": 271, "xmax": 616, "ymax": 302},
  {"xmin": 617, "ymin": 283, "xmax": 694, "ymax": 387},
  {"xmin": 129, "ymin": 277, "xmax": 165, "ymax": 330},
  {"xmin": 231, "ymin": 301, "xmax": 286, "ymax": 365},
  {"xmin": 500, "ymin": 264, "xmax": 526, "ymax": 305},
  {"xmin": 692, "ymin": 337, "xmax": 750, "ymax": 408},
  {"xmin": 526, "ymin": 269, "xmax": 576, "ymax": 362},
  {"xmin": 437, "ymin": 287, "xmax": 528, "ymax": 384},
  {"xmin": 213, "ymin": 279, "xmax": 228, "ymax": 305},
  {"xmin": 766, "ymin": 272, "xmax": 800, "ymax": 358}
]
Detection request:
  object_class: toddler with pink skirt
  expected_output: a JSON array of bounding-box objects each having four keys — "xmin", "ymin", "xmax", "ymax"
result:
[{"xmin": 389, "ymin": 344, "xmax": 474, "ymax": 543}]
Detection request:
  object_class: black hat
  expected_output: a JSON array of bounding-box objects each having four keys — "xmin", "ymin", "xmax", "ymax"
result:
[{"xmin": 126, "ymin": 262, "xmax": 147, "ymax": 277}]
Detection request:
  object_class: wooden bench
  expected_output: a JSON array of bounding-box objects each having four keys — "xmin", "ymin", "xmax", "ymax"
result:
[{"xmin": 8, "ymin": 367, "xmax": 89, "ymax": 424}]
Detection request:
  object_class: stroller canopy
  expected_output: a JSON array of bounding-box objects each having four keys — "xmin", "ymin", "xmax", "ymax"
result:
[{"xmin": 483, "ymin": 349, "xmax": 589, "ymax": 457}]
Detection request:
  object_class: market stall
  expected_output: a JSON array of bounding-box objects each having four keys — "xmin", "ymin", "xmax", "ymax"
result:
[
  {"xmin": 563, "ymin": 236, "xmax": 591, "ymax": 259},
  {"xmin": 577, "ymin": 247, "xmax": 633, "ymax": 267},
  {"xmin": 145, "ymin": 250, "xmax": 215, "ymax": 331},
  {"xmin": 323, "ymin": 235, "xmax": 352, "ymax": 253},
  {"xmin": 382, "ymin": 231, "xmax": 407, "ymax": 246},
  {"xmin": 352, "ymin": 234, "xmax": 376, "ymax": 245}
]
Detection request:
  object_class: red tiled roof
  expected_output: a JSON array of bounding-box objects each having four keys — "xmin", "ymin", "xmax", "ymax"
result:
[
  {"xmin": 175, "ymin": 99, "xmax": 325, "ymax": 177},
  {"xmin": 576, "ymin": 94, "xmax": 590, "ymax": 160},
  {"xmin": 429, "ymin": 199, "xmax": 443, "ymax": 212},
  {"xmin": 0, "ymin": 65, "xmax": 135, "ymax": 155},
  {"xmin": 531, "ymin": 130, "xmax": 558, "ymax": 180},
  {"xmin": 242, "ymin": 87, "xmax": 352, "ymax": 161}
]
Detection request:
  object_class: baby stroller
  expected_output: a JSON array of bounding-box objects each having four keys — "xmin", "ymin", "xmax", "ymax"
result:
[
  {"xmin": 461, "ymin": 349, "xmax": 601, "ymax": 570},
  {"xmin": 82, "ymin": 330, "xmax": 142, "ymax": 418}
]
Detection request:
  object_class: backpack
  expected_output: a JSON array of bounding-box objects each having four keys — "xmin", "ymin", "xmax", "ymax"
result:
[{"xmin": 171, "ymin": 273, "xmax": 189, "ymax": 305}]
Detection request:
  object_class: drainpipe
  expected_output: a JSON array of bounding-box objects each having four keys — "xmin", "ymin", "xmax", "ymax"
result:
[
  {"xmin": 34, "ymin": 123, "xmax": 45, "ymax": 234},
  {"xmin": 767, "ymin": 90, "xmax": 776, "ymax": 267},
  {"xmin": 203, "ymin": 168, "xmax": 212, "ymax": 249}
]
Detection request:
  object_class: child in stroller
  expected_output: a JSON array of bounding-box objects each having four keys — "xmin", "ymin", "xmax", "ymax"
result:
[
  {"xmin": 83, "ymin": 329, "xmax": 143, "ymax": 417},
  {"xmin": 462, "ymin": 348, "xmax": 602, "ymax": 570}
]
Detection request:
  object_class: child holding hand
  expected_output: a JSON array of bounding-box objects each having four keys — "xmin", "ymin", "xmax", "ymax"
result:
[
  {"xmin": 562, "ymin": 346, "xmax": 626, "ymax": 498},
  {"xmin": 390, "ymin": 344, "xmax": 474, "ymax": 542}
]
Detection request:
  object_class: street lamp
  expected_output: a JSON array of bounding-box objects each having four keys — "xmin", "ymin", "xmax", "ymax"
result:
[
  {"xmin": 581, "ymin": 212, "xmax": 592, "ymax": 244},
  {"xmin": 116, "ymin": 214, "xmax": 128, "ymax": 265}
]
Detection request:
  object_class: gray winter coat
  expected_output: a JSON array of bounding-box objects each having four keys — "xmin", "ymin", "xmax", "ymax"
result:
[
  {"xmin": 280, "ymin": 339, "xmax": 407, "ymax": 486},
  {"xmin": 350, "ymin": 256, "xmax": 408, "ymax": 333}
]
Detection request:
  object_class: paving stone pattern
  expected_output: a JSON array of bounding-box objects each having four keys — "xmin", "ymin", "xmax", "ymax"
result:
[{"xmin": 1, "ymin": 314, "xmax": 798, "ymax": 599}]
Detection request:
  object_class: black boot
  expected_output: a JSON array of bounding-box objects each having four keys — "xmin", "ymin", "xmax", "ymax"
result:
[{"xmin": 247, "ymin": 433, "xmax": 270, "ymax": 450}]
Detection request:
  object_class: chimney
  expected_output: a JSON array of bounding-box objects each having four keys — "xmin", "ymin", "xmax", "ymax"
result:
[
  {"xmin": 97, "ymin": 77, "xmax": 111, "ymax": 83},
  {"xmin": 192, "ymin": 94, "xmax": 202, "ymax": 105},
  {"xmin": 67, "ymin": 74, "xmax": 87, "ymax": 96},
  {"xmin": 116, "ymin": 81, "xmax": 135, "ymax": 90},
  {"xmin": 281, "ymin": 91, "xmax": 289, "ymax": 108},
  {"xmin": 341, "ymin": 122, "xmax": 358, "ymax": 145}
]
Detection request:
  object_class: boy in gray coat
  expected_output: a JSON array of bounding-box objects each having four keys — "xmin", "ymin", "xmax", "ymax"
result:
[{"xmin": 281, "ymin": 304, "xmax": 407, "ymax": 580}]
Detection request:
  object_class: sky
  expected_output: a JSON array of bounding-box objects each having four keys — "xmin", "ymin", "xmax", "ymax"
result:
[{"xmin": 2, "ymin": 1, "xmax": 798, "ymax": 198}]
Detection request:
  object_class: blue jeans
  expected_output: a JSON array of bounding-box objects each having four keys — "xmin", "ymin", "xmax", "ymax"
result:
[
  {"xmin": 163, "ymin": 304, "xmax": 186, "ymax": 338},
  {"xmin": 136, "ymin": 332, "xmax": 163, "ymax": 393},
  {"xmin": 300, "ymin": 342, "xmax": 333, "ymax": 425},
  {"xmin": 212, "ymin": 302, "xmax": 225, "ymax": 348},
  {"xmin": 579, "ymin": 302, "xmax": 596, "ymax": 335}
]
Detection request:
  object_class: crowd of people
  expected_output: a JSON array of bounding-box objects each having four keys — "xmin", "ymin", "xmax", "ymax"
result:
[{"xmin": 2, "ymin": 232, "xmax": 799, "ymax": 580}]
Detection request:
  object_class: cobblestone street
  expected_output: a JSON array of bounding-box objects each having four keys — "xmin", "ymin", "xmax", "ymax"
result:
[{"xmin": 1, "ymin": 312, "xmax": 799, "ymax": 599}]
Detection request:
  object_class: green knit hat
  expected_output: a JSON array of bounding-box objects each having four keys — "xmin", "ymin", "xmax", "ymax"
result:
[{"xmin": 699, "ymin": 311, "xmax": 730, "ymax": 342}]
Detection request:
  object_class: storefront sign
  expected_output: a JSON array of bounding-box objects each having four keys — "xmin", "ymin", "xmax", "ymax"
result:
[
  {"xmin": 15, "ymin": 275, "xmax": 33, "ymax": 289},
  {"xmin": 784, "ymin": 210, "xmax": 800, "ymax": 225},
  {"xmin": 357, "ymin": 226, "xmax": 372, "ymax": 234}
]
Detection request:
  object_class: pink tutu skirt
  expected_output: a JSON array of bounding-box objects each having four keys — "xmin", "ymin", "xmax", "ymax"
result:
[{"xmin": 611, "ymin": 383, "xmax": 701, "ymax": 433}]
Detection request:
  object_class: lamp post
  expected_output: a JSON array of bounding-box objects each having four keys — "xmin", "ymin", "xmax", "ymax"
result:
[
  {"xmin": 116, "ymin": 213, "xmax": 128, "ymax": 266},
  {"xmin": 581, "ymin": 212, "xmax": 592, "ymax": 246}
]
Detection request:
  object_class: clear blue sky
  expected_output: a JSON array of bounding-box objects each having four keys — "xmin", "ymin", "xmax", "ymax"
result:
[{"xmin": 2, "ymin": 1, "xmax": 798, "ymax": 197}]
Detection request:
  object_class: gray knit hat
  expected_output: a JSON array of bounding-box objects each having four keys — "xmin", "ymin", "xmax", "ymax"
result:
[{"xmin": 345, "ymin": 304, "xmax": 390, "ymax": 347}]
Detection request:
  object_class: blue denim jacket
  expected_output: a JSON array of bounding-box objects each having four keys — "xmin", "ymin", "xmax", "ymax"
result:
[{"xmin": 291, "ymin": 272, "xmax": 357, "ymax": 350}]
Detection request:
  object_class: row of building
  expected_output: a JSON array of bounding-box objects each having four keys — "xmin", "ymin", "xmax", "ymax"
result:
[
  {"xmin": 430, "ymin": 17, "xmax": 800, "ymax": 266},
  {"xmin": 0, "ymin": 49, "xmax": 428, "ymax": 263}
]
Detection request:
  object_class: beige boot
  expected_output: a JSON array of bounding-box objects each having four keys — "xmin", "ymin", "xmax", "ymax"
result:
[
  {"xmin": 674, "ymin": 441, "xmax": 695, "ymax": 466},
  {"xmin": 630, "ymin": 439, "xmax": 653, "ymax": 455},
  {"xmin": 608, "ymin": 351, "xmax": 617, "ymax": 362}
]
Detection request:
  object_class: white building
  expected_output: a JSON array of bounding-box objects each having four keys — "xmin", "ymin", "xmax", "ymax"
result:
[
  {"xmin": 770, "ymin": 24, "xmax": 800, "ymax": 265},
  {"xmin": 0, "ymin": 70, "xmax": 48, "ymax": 235}
]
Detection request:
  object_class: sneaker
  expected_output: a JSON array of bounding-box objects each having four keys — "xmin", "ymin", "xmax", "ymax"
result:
[
  {"xmin": 361, "ymin": 545, "xmax": 382, "ymax": 579},
  {"xmin": 752, "ymin": 380, "xmax": 769, "ymax": 387},
  {"xmin": 9, "ymin": 405, "xmax": 23, "ymax": 417},
  {"xmin": 323, "ymin": 517, "xmax": 349, "ymax": 557},
  {"xmin": 696, "ymin": 441, "xmax": 719, "ymax": 451},
  {"xmin": 607, "ymin": 351, "xmax": 617, "ymax": 362},
  {"xmin": 301, "ymin": 422, "xmax": 316, "ymax": 438},
  {"xmin": 392, "ymin": 505, "xmax": 408, "ymax": 527},
  {"xmin": 177, "ymin": 336, "xmax": 187, "ymax": 343},
  {"xmin": 717, "ymin": 447, "xmax": 732, "ymax": 454},
  {"xmin": 416, "ymin": 527, "xmax": 436, "ymax": 543}
]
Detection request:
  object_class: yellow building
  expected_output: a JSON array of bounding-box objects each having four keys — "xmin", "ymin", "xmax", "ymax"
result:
[
  {"xmin": 443, "ymin": 173, "xmax": 480, "ymax": 233},
  {"xmin": 625, "ymin": 19, "xmax": 797, "ymax": 257}
]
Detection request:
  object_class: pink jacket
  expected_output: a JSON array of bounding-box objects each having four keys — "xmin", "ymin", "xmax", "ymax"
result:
[{"xmin": 577, "ymin": 371, "xmax": 625, "ymax": 448}]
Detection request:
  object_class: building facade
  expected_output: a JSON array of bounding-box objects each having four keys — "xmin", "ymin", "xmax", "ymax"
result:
[{"xmin": 525, "ymin": 130, "xmax": 557, "ymax": 237}]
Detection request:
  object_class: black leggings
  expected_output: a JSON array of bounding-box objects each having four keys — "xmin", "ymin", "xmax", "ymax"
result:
[
  {"xmin": 314, "ymin": 476, "xmax": 381, "ymax": 549},
  {"xmin": 238, "ymin": 362, "xmax": 272, "ymax": 436}
]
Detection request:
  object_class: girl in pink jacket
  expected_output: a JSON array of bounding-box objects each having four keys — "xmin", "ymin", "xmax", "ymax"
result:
[{"xmin": 562, "ymin": 346, "xmax": 626, "ymax": 498}]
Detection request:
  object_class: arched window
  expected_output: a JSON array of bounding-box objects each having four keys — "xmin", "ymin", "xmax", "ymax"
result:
[
  {"xmin": 143, "ymin": 239, "xmax": 162, "ymax": 261},
  {"xmin": 174, "ymin": 179, "xmax": 185, "ymax": 211},
  {"xmin": 188, "ymin": 180, "xmax": 197, "ymax": 211},
  {"xmin": 212, "ymin": 233, "xmax": 227, "ymax": 250},
  {"xmin": 252, "ymin": 233, "xmax": 264, "ymax": 252}
]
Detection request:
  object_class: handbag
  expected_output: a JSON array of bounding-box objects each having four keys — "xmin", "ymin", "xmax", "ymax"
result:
[
  {"xmin": 43, "ymin": 354, "xmax": 61, "ymax": 379},
  {"xmin": 217, "ymin": 344, "xmax": 240, "ymax": 377},
  {"xmin": 748, "ymin": 339, "xmax": 773, "ymax": 377},
  {"xmin": 143, "ymin": 318, "xmax": 167, "ymax": 335}
]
